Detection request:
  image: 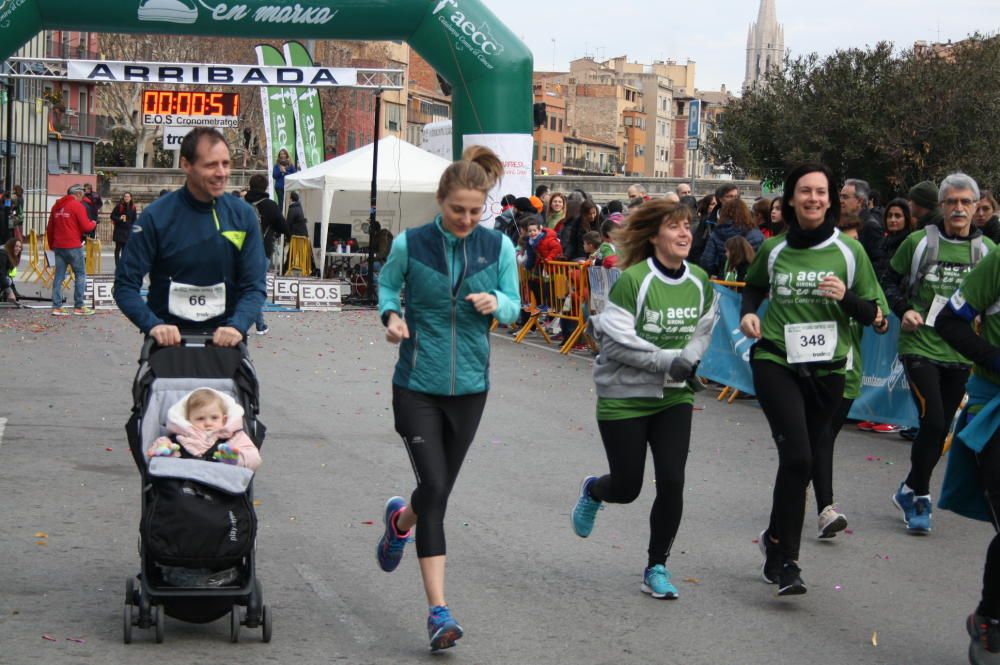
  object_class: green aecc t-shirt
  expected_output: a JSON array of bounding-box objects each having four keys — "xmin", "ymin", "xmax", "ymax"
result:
[
  {"xmin": 890, "ymin": 229, "xmax": 994, "ymax": 364},
  {"xmin": 744, "ymin": 230, "xmax": 884, "ymax": 372},
  {"xmin": 597, "ymin": 259, "xmax": 714, "ymax": 420}
]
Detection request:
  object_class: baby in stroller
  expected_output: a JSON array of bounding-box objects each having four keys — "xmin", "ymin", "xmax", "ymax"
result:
[
  {"xmin": 145, "ymin": 387, "xmax": 260, "ymax": 589},
  {"xmin": 147, "ymin": 387, "xmax": 262, "ymax": 470}
]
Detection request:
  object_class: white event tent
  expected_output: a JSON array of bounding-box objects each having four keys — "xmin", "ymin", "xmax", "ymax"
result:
[{"xmin": 283, "ymin": 135, "xmax": 452, "ymax": 272}]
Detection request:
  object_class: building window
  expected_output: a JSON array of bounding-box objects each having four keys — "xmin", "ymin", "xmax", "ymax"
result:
[
  {"xmin": 557, "ymin": 118, "xmax": 563, "ymax": 132},
  {"xmin": 534, "ymin": 142, "xmax": 540, "ymax": 160},
  {"xmin": 385, "ymin": 102, "xmax": 403, "ymax": 131},
  {"xmin": 347, "ymin": 130, "xmax": 356, "ymax": 152},
  {"xmin": 549, "ymin": 146, "xmax": 555, "ymax": 162}
]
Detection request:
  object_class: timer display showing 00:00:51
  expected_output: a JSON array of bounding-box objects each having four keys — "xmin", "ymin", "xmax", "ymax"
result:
[{"xmin": 142, "ymin": 91, "xmax": 240, "ymax": 117}]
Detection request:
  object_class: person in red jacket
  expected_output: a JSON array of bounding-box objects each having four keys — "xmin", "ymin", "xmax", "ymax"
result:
[
  {"xmin": 524, "ymin": 219, "xmax": 562, "ymax": 269},
  {"xmin": 46, "ymin": 184, "xmax": 96, "ymax": 315}
]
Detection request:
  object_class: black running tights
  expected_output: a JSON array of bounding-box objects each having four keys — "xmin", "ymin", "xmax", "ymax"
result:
[
  {"xmin": 392, "ymin": 385, "xmax": 488, "ymax": 558},
  {"xmin": 812, "ymin": 398, "xmax": 853, "ymax": 514},
  {"xmin": 752, "ymin": 359, "xmax": 844, "ymax": 562},
  {"xmin": 903, "ymin": 357, "xmax": 969, "ymax": 496},
  {"xmin": 977, "ymin": 434, "xmax": 1000, "ymax": 618},
  {"xmin": 591, "ymin": 404, "xmax": 692, "ymax": 568}
]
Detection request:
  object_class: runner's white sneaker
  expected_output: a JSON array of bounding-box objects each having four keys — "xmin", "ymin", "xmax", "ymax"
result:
[{"xmin": 817, "ymin": 505, "xmax": 848, "ymax": 539}]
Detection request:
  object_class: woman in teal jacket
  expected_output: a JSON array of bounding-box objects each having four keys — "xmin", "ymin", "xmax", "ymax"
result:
[{"xmin": 374, "ymin": 145, "xmax": 520, "ymax": 652}]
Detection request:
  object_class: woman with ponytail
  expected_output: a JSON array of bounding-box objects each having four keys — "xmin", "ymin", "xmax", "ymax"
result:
[{"xmin": 373, "ymin": 146, "xmax": 521, "ymax": 651}]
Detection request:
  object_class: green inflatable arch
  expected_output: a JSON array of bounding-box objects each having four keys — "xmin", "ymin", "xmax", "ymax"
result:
[{"xmin": 0, "ymin": 0, "xmax": 532, "ymax": 165}]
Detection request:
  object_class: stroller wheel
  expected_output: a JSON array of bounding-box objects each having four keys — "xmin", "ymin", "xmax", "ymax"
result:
[
  {"xmin": 123, "ymin": 604, "xmax": 133, "ymax": 644},
  {"xmin": 230, "ymin": 605, "xmax": 241, "ymax": 643},
  {"xmin": 154, "ymin": 606, "xmax": 164, "ymax": 644},
  {"xmin": 261, "ymin": 605, "xmax": 272, "ymax": 643},
  {"xmin": 125, "ymin": 576, "xmax": 136, "ymax": 607}
]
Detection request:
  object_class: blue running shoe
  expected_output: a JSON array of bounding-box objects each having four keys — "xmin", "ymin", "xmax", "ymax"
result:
[
  {"xmin": 572, "ymin": 476, "xmax": 603, "ymax": 538},
  {"xmin": 427, "ymin": 605, "xmax": 463, "ymax": 651},
  {"xmin": 376, "ymin": 496, "xmax": 410, "ymax": 572},
  {"xmin": 908, "ymin": 495, "xmax": 932, "ymax": 533},
  {"xmin": 892, "ymin": 482, "xmax": 916, "ymax": 526},
  {"xmin": 641, "ymin": 564, "xmax": 679, "ymax": 599}
]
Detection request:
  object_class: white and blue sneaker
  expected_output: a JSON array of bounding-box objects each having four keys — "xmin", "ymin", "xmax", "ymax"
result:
[
  {"xmin": 908, "ymin": 495, "xmax": 932, "ymax": 533},
  {"xmin": 641, "ymin": 564, "xmax": 679, "ymax": 599},
  {"xmin": 427, "ymin": 605, "xmax": 463, "ymax": 651},
  {"xmin": 571, "ymin": 476, "xmax": 603, "ymax": 538},
  {"xmin": 892, "ymin": 482, "xmax": 916, "ymax": 526},
  {"xmin": 375, "ymin": 496, "xmax": 410, "ymax": 572}
]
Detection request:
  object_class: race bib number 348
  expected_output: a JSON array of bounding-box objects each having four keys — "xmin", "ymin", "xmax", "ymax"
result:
[{"xmin": 784, "ymin": 321, "xmax": 837, "ymax": 364}]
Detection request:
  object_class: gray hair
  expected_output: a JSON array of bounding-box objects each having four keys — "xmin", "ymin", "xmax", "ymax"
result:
[
  {"xmin": 939, "ymin": 173, "xmax": 981, "ymax": 202},
  {"xmin": 628, "ymin": 183, "xmax": 646, "ymax": 194},
  {"xmin": 844, "ymin": 178, "xmax": 871, "ymax": 205},
  {"xmin": 67, "ymin": 184, "xmax": 85, "ymax": 195}
]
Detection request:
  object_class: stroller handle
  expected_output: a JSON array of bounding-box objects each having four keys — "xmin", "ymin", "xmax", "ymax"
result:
[{"xmin": 139, "ymin": 330, "xmax": 250, "ymax": 363}]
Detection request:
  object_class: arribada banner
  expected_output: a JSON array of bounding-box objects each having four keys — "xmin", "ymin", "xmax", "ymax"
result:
[
  {"xmin": 284, "ymin": 41, "xmax": 326, "ymax": 169},
  {"xmin": 66, "ymin": 60, "xmax": 361, "ymax": 87},
  {"xmin": 462, "ymin": 133, "xmax": 533, "ymax": 227}
]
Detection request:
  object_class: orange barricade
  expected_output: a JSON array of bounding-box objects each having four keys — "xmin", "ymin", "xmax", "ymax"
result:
[{"xmin": 514, "ymin": 260, "xmax": 590, "ymax": 354}]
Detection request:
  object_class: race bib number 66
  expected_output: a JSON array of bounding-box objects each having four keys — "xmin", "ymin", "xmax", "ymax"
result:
[
  {"xmin": 784, "ymin": 321, "xmax": 837, "ymax": 364},
  {"xmin": 168, "ymin": 281, "xmax": 226, "ymax": 322}
]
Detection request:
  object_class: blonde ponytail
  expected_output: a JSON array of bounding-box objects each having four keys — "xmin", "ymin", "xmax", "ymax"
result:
[{"xmin": 436, "ymin": 145, "xmax": 504, "ymax": 202}]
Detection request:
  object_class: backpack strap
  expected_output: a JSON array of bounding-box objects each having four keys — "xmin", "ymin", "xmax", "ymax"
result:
[{"xmin": 909, "ymin": 226, "xmax": 939, "ymax": 302}]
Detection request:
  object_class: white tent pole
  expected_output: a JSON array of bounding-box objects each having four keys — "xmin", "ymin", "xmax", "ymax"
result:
[{"xmin": 318, "ymin": 189, "xmax": 333, "ymax": 276}]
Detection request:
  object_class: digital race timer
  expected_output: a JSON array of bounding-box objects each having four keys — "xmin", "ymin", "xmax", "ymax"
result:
[{"xmin": 141, "ymin": 90, "xmax": 240, "ymax": 117}]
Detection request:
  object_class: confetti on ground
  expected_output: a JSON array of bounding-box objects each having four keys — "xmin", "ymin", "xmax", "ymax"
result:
[
  {"xmin": 361, "ymin": 520, "xmax": 374, "ymax": 525},
  {"xmin": 34, "ymin": 532, "xmax": 47, "ymax": 538},
  {"xmin": 866, "ymin": 455, "xmax": 882, "ymax": 461},
  {"xmin": 834, "ymin": 584, "xmax": 842, "ymax": 591},
  {"xmin": 105, "ymin": 447, "xmax": 113, "ymax": 452},
  {"xmin": 683, "ymin": 577, "xmax": 701, "ymax": 585},
  {"xmin": 35, "ymin": 541, "xmax": 47, "ymax": 546},
  {"xmin": 844, "ymin": 529, "xmax": 854, "ymax": 535},
  {"xmin": 253, "ymin": 500, "xmax": 262, "ymax": 507},
  {"xmin": 871, "ymin": 631, "xmax": 878, "ymax": 646},
  {"xmin": 42, "ymin": 634, "xmax": 57, "ymax": 641},
  {"xmin": 66, "ymin": 637, "xmax": 85, "ymax": 644}
]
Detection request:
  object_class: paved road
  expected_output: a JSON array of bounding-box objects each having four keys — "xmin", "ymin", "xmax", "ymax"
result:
[{"xmin": 0, "ymin": 308, "xmax": 989, "ymax": 664}]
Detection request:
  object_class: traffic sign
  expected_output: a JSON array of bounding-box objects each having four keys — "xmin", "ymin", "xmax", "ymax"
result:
[
  {"xmin": 687, "ymin": 99, "xmax": 701, "ymax": 138},
  {"xmin": 687, "ymin": 138, "xmax": 700, "ymax": 151}
]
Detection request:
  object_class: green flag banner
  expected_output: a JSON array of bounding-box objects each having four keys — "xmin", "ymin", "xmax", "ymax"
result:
[
  {"xmin": 255, "ymin": 43, "xmax": 296, "ymax": 200},
  {"xmin": 284, "ymin": 41, "xmax": 325, "ymax": 169}
]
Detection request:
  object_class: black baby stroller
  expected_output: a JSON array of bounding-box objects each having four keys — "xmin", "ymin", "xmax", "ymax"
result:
[{"xmin": 123, "ymin": 333, "xmax": 271, "ymax": 643}]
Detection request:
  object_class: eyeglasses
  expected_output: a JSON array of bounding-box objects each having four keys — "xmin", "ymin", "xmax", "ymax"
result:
[{"xmin": 943, "ymin": 198, "xmax": 975, "ymax": 207}]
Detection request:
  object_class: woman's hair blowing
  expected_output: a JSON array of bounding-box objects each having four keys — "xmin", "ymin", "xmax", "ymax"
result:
[{"xmin": 436, "ymin": 145, "xmax": 504, "ymax": 202}]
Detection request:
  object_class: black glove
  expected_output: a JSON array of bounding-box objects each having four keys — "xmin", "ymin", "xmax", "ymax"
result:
[{"xmin": 667, "ymin": 356, "xmax": 695, "ymax": 382}]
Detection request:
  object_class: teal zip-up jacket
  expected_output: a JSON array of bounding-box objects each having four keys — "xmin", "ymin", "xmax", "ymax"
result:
[{"xmin": 379, "ymin": 217, "xmax": 520, "ymax": 395}]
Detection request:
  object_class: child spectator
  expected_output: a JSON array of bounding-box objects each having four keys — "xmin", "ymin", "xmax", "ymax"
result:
[
  {"xmin": 722, "ymin": 235, "xmax": 755, "ymax": 285},
  {"xmin": 597, "ymin": 220, "xmax": 619, "ymax": 268},
  {"xmin": 148, "ymin": 388, "xmax": 261, "ymax": 470},
  {"xmin": 837, "ymin": 212, "xmax": 862, "ymax": 239},
  {"xmin": 583, "ymin": 231, "xmax": 602, "ymax": 263},
  {"xmin": 523, "ymin": 219, "xmax": 562, "ymax": 270}
]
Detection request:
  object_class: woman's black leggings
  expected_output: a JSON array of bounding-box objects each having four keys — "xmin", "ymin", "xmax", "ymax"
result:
[
  {"xmin": 977, "ymin": 433, "xmax": 1000, "ymax": 618},
  {"xmin": 812, "ymin": 397, "xmax": 853, "ymax": 514},
  {"xmin": 114, "ymin": 242, "xmax": 126, "ymax": 267},
  {"xmin": 392, "ymin": 384, "xmax": 488, "ymax": 558},
  {"xmin": 903, "ymin": 356, "xmax": 969, "ymax": 496},
  {"xmin": 752, "ymin": 359, "xmax": 844, "ymax": 562},
  {"xmin": 591, "ymin": 404, "xmax": 692, "ymax": 568}
]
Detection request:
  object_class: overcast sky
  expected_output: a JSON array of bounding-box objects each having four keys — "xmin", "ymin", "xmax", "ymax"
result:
[{"xmin": 488, "ymin": 0, "xmax": 1000, "ymax": 93}]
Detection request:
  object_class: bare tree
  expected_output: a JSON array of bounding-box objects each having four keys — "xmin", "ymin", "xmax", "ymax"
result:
[{"xmin": 98, "ymin": 34, "xmax": 269, "ymax": 168}]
